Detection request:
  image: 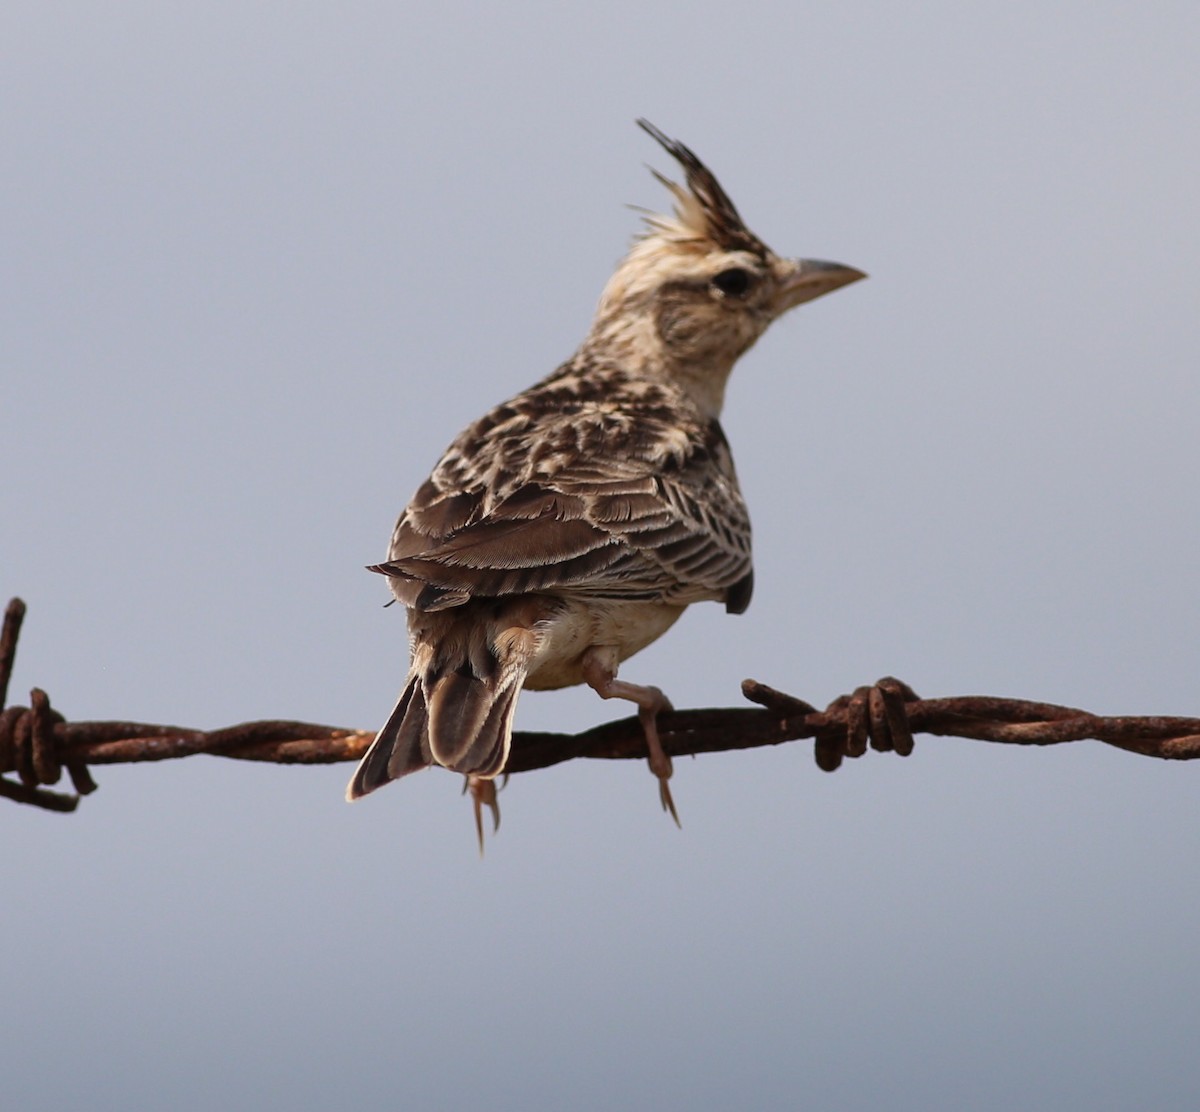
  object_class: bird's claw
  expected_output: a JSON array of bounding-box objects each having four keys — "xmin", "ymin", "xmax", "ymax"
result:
[
  {"xmin": 657, "ymin": 774, "xmax": 680, "ymax": 828},
  {"xmin": 642, "ymin": 702, "xmax": 680, "ymax": 828},
  {"xmin": 468, "ymin": 775, "xmax": 501, "ymax": 855}
]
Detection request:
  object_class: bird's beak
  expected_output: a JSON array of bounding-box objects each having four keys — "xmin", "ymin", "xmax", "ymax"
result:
[{"xmin": 775, "ymin": 258, "xmax": 867, "ymax": 313}]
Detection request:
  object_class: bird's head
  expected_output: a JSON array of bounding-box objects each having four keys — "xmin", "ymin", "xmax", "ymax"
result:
[{"xmin": 586, "ymin": 120, "xmax": 865, "ymax": 418}]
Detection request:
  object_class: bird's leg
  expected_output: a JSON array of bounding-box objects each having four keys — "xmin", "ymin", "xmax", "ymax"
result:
[{"xmin": 581, "ymin": 647, "xmax": 679, "ymax": 826}]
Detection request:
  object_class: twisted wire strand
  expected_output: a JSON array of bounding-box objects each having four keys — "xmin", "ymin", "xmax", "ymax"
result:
[{"xmin": 2, "ymin": 597, "xmax": 1198, "ymax": 813}]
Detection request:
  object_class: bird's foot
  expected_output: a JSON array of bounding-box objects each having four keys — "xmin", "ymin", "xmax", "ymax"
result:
[
  {"xmin": 638, "ymin": 694, "xmax": 680, "ymax": 827},
  {"xmin": 582, "ymin": 649, "xmax": 681, "ymax": 827}
]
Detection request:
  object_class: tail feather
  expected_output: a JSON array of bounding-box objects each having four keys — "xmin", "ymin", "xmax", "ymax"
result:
[
  {"xmin": 427, "ymin": 670, "xmax": 522, "ymax": 779},
  {"xmin": 345, "ymin": 674, "xmax": 432, "ymax": 800},
  {"xmin": 347, "ymin": 662, "xmax": 527, "ymax": 802},
  {"xmin": 348, "ymin": 602, "xmax": 540, "ymax": 802}
]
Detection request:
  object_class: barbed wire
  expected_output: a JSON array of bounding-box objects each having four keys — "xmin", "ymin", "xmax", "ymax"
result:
[{"xmin": 3, "ymin": 596, "xmax": 1198, "ymax": 813}]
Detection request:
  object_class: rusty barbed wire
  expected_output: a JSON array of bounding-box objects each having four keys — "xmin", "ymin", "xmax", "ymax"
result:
[{"xmin": 2, "ymin": 596, "xmax": 1198, "ymax": 813}]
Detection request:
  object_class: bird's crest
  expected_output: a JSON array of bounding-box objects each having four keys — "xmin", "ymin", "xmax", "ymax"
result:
[{"xmin": 634, "ymin": 119, "xmax": 770, "ymax": 259}]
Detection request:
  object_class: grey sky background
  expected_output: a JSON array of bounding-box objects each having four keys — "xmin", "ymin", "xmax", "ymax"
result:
[{"xmin": 4, "ymin": 3, "xmax": 1198, "ymax": 1109}]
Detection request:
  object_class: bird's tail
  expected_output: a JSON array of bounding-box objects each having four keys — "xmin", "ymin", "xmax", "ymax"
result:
[
  {"xmin": 346, "ymin": 635, "xmax": 527, "ymax": 801},
  {"xmin": 346, "ymin": 672, "xmax": 432, "ymax": 800}
]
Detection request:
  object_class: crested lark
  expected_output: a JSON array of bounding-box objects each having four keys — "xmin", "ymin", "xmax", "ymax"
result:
[{"xmin": 348, "ymin": 120, "xmax": 864, "ymax": 838}]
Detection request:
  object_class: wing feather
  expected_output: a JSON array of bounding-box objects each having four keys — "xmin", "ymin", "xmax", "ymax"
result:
[{"xmin": 372, "ymin": 369, "xmax": 753, "ymax": 613}]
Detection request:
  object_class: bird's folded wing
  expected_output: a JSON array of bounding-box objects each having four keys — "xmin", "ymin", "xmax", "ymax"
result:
[{"xmin": 373, "ymin": 456, "xmax": 752, "ymax": 613}]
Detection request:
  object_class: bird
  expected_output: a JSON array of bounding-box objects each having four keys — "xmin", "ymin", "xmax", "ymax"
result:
[{"xmin": 347, "ymin": 119, "xmax": 864, "ymax": 842}]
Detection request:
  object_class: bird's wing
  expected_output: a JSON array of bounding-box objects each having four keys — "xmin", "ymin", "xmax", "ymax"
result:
[{"xmin": 371, "ymin": 382, "xmax": 754, "ymax": 614}]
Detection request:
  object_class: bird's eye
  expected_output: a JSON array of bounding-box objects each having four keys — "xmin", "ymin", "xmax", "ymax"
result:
[{"xmin": 711, "ymin": 268, "xmax": 752, "ymax": 297}]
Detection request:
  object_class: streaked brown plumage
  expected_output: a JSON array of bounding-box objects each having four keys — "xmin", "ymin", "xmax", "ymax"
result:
[{"xmin": 347, "ymin": 120, "xmax": 864, "ymax": 837}]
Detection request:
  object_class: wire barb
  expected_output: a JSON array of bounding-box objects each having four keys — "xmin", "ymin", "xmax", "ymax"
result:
[{"xmin": 2, "ymin": 596, "xmax": 1199, "ymax": 813}]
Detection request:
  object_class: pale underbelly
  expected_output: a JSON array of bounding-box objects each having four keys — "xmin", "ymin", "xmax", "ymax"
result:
[{"xmin": 523, "ymin": 597, "xmax": 687, "ymax": 691}]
